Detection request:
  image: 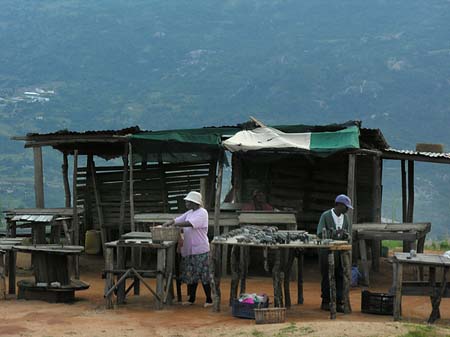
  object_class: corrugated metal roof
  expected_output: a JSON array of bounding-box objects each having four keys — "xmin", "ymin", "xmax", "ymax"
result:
[{"xmin": 383, "ymin": 148, "xmax": 450, "ymax": 163}]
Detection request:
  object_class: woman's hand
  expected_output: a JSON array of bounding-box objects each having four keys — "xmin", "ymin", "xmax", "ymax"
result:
[{"xmin": 162, "ymin": 219, "xmax": 175, "ymax": 227}]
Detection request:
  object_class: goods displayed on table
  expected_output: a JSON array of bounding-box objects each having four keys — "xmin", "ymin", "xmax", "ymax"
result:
[{"xmin": 215, "ymin": 225, "xmax": 311, "ymax": 244}]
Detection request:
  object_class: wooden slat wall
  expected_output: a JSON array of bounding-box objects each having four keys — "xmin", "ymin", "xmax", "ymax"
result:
[
  {"xmin": 237, "ymin": 153, "xmax": 379, "ymax": 232},
  {"xmin": 77, "ymin": 161, "xmax": 216, "ymax": 235}
]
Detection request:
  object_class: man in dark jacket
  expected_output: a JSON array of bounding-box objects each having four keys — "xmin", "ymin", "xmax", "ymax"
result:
[{"xmin": 316, "ymin": 194, "xmax": 353, "ymax": 312}]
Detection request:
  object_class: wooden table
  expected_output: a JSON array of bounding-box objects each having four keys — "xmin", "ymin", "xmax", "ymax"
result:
[
  {"xmin": 4, "ymin": 208, "xmax": 84, "ymax": 244},
  {"xmin": 104, "ymin": 236, "xmax": 176, "ymax": 310},
  {"xmin": 210, "ymin": 238, "xmax": 352, "ymax": 319},
  {"xmin": 0, "ymin": 238, "xmax": 23, "ymax": 297},
  {"xmin": 392, "ymin": 252, "xmax": 450, "ymax": 323},
  {"xmin": 353, "ymin": 223, "xmax": 431, "ymax": 286}
]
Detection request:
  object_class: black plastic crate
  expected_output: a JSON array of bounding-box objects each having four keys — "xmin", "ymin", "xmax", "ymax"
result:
[
  {"xmin": 232, "ymin": 295, "xmax": 269, "ymax": 319},
  {"xmin": 361, "ymin": 290, "xmax": 394, "ymax": 315}
]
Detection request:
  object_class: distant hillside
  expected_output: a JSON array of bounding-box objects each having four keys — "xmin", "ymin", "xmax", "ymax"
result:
[{"xmin": 1, "ymin": 0, "xmax": 449, "ymax": 237}]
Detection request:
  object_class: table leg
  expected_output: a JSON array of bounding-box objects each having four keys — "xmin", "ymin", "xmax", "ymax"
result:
[
  {"xmin": 116, "ymin": 246, "xmax": 126, "ymax": 304},
  {"xmin": 283, "ymin": 248, "xmax": 295, "ymax": 309},
  {"xmin": 131, "ymin": 247, "xmax": 140, "ymax": 295},
  {"xmin": 229, "ymin": 245, "xmax": 239, "ymax": 306},
  {"xmin": 359, "ymin": 239, "xmax": 370, "ymax": 287},
  {"xmin": 272, "ymin": 249, "xmax": 283, "ymax": 308},
  {"xmin": 328, "ymin": 250, "xmax": 336, "ymax": 319},
  {"xmin": 393, "ymin": 262, "xmax": 403, "ymax": 321},
  {"xmin": 165, "ymin": 245, "xmax": 175, "ymax": 305},
  {"xmin": 0, "ymin": 251, "xmax": 5, "ymax": 300},
  {"xmin": 8, "ymin": 250, "xmax": 16, "ymax": 295},
  {"xmin": 156, "ymin": 247, "xmax": 166, "ymax": 310},
  {"xmin": 297, "ymin": 249, "xmax": 304, "ymax": 304},
  {"xmin": 104, "ymin": 247, "xmax": 114, "ymax": 309},
  {"xmin": 341, "ymin": 250, "xmax": 352, "ymax": 314},
  {"xmin": 210, "ymin": 243, "xmax": 222, "ymax": 312},
  {"xmin": 239, "ymin": 246, "xmax": 248, "ymax": 295},
  {"xmin": 428, "ymin": 266, "xmax": 448, "ymax": 323}
]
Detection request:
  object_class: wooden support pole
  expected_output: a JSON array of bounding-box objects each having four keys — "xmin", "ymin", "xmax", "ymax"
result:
[
  {"xmin": 156, "ymin": 247, "xmax": 166, "ymax": 310},
  {"xmin": 89, "ymin": 158, "xmax": 106, "ymax": 252},
  {"xmin": 210, "ymin": 243, "xmax": 222, "ymax": 312},
  {"xmin": 401, "ymin": 160, "xmax": 407, "ymax": 222},
  {"xmin": 347, "ymin": 153, "xmax": 356, "ymax": 224},
  {"xmin": 214, "ymin": 151, "xmax": 225, "ymax": 238},
  {"xmin": 239, "ymin": 246, "xmax": 247, "ymax": 295},
  {"xmin": 104, "ymin": 247, "xmax": 114, "ymax": 309},
  {"xmin": 158, "ymin": 153, "xmax": 169, "ymax": 213},
  {"xmin": 341, "ymin": 250, "xmax": 352, "ymax": 314},
  {"xmin": 33, "ymin": 146, "xmax": 45, "ymax": 208},
  {"xmin": 403, "ymin": 161, "xmax": 415, "ymax": 252},
  {"xmin": 72, "ymin": 150, "xmax": 79, "ymax": 245},
  {"xmin": 8, "ymin": 251, "xmax": 16, "ymax": 295},
  {"xmin": 283, "ymin": 249, "xmax": 295, "ymax": 309},
  {"xmin": 328, "ymin": 251, "xmax": 337, "ymax": 319},
  {"xmin": 393, "ymin": 262, "xmax": 403, "ymax": 321},
  {"xmin": 372, "ymin": 155, "xmax": 382, "ymax": 272},
  {"xmin": 119, "ymin": 144, "xmax": 129, "ymax": 237},
  {"xmin": 229, "ymin": 245, "xmax": 239, "ymax": 306},
  {"xmin": 62, "ymin": 153, "xmax": 71, "ymax": 207},
  {"xmin": 116, "ymin": 247, "xmax": 126, "ymax": 304},
  {"xmin": 359, "ymin": 239, "xmax": 370, "ymax": 287},
  {"xmin": 272, "ymin": 249, "xmax": 283, "ymax": 308},
  {"xmin": 232, "ymin": 154, "xmax": 243, "ymax": 203},
  {"xmin": 129, "ymin": 143, "xmax": 135, "ymax": 231},
  {"xmin": 0, "ymin": 251, "xmax": 6, "ymax": 300},
  {"xmin": 297, "ymin": 249, "xmax": 304, "ymax": 304},
  {"xmin": 72, "ymin": 150, "xmax": 80, "ymax": 279}
]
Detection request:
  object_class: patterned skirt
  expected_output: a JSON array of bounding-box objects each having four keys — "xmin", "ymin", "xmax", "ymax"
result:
[{"xmin": 180, "ymin": 252, "xmax": 211, "ymax": 284}]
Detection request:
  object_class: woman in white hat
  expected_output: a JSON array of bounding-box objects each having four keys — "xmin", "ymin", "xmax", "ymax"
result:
[{"xmin": 163, "ymin": 191, "xmax": 212, "ymax": 307}]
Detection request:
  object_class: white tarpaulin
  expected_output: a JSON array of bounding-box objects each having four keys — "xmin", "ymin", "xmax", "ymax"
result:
[{"xmin": 223, "ymin": 127, "xmax": 311, "ymax": 152}]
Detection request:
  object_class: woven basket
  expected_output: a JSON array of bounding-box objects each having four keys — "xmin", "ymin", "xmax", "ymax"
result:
[
  {"xmin": 151, "ymin": 227, "xmax": 180, "ymax": 242},
  {"xmin": 254, "ymin": 307, "xmax": 286, "ymax": 324}
]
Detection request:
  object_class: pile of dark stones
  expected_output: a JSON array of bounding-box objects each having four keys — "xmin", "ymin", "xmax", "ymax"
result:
[{"xmin": 216, "ymin": 225, "xmax": 310, "ymax": 245}]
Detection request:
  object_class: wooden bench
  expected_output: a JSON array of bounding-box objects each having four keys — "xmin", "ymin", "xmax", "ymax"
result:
[
  {"xmin": 353, "ymin": 222, "xmax": 431, "ymax": 286},
  {"xmin": 392, "ymin": 252, "xmax": 449, "ymax": 323}
]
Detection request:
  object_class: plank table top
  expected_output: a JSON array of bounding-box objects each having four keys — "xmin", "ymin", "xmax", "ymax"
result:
[{"xmin": 393, "ymin": 252, "xmax": 450, "ymax": 266}]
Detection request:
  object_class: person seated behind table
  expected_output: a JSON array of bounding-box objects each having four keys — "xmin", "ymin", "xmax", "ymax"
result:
[
  {"xmin": 162, "ymin": 191, "xmax": 213, "ymax": 307},
  {"xmin": 242, "ymin": 189, "xmax": 274, "ymax": 211},
  {"xmin": 316, "ymin": 194, "xmax": 353, "ymax": 313}
]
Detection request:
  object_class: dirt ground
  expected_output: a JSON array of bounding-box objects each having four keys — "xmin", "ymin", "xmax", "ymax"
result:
[{"xmin": 0, "ymin": 253, "xmax": 449, "ymax": 337}]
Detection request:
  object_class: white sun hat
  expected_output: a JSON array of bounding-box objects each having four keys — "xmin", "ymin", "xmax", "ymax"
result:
[{"xmin": 184, "ymin": 191, "xmax": 203, "ymax": 205}]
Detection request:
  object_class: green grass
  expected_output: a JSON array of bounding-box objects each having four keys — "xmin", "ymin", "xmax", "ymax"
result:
[{"xmin": 399, "ymin": 324, "xmax": 444, "ymax": 337}]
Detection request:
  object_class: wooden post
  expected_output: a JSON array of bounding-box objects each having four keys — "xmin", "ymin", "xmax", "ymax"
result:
[
  {"xmin": 328, "ymin": 251, "xmax": 336, "ymax": 319},
  {"xmin": 393, "ymin": 261, "xmax": 403, "ymax": 321},
  {"xmin": 210, "ymin": 243, "xmax": 222, "ymax": 312},
  {"xmin": 406, "ymin": 161, "xmax": 415, "ymax": 251},
  {"xmin": 8, "ymin": 251, "xmax": 16, "ymax": 295},
  {"xmin": 401, "ymin": 160, "xmax": 407, "ymax": 222},
  {"xmin": 72, "ymin": 150, "xmax": 80, "ymax": 279},
  {"xmin": 297, "ymin": 249, "xmax": 304, "ymax": 304},
  {"xmin": 89, "ymin": 158, "xmax": 106, "ymax": 252},
  {"xmin": 428, "ymin": 266, "xmax": 447, "ymax": 323},
  {"xmin": 129, "ymin": 143, "xmax": 135, "ymax": 231},
  {"xmin": 72, "ymin": 150, "xmax": 79, "ymax": 245},
  {"xmin": 372, "ymin": 155, "xmax": 382, "ymax": 272},
  {"xmin": 158, "ymin": 153, "xmax": 169, "ymax": 213},
  {"xmin": 221, "ymin": 227, "xmax": 229, "ymax": 276},
  {"xmin": 229, "ymin": 245, "xmax": 239, "ymax": 306},
  {"xmin": 33, "ymin": 146, "xmax": 45, "ymax": 208},
  {"xmin": 283, "ymin": 248, "xmax": 295, "ymax": 309},
  {"xmin": 272, "ymin": 249, "xmax": 283, "ymax": 308},
  {"xmin": 119, "ymin": 144, "xmax": 129, "ymax": 237},
  {"xmin": 0, "ymin": 251, "xmax": 5, "ymax": 300},
  {"xmin": 341, "ymin": 250, "xmax": 352, "ymax": 314},
  {"xmin": 359, "ymin": 239, "xmax": 370, "ymax": 287},
  {"xmin": 239, "ymin": 246, "xmax": 247, "ymax": 295},
  {"xmin": 156, "ymin": 247, "xmax": 166, "ymax": 310},
  {"xmin": 116, "ymin": 246, "xmax": 126, "ymax": 304},
  {"xmin": 206, "ymin": 159, "xmax": 217, "ymax": 210},
  {"xmin": 214, "ymin": 151, "xmax": 224, "ymax": 238},
  {"xmin": 104, "ymin": 247, "xmax": 114, "ymax": 309},
  {"xmin": 232, "ymin": 154, "xmax": 243, "ymax": 203},
  {"xmin": 347, "ymin": 153, "xmax": 356, "ymax": 224},
  {"xmin": 62, "ymin": 153, "xmax": 71, "ymax": 207}
]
